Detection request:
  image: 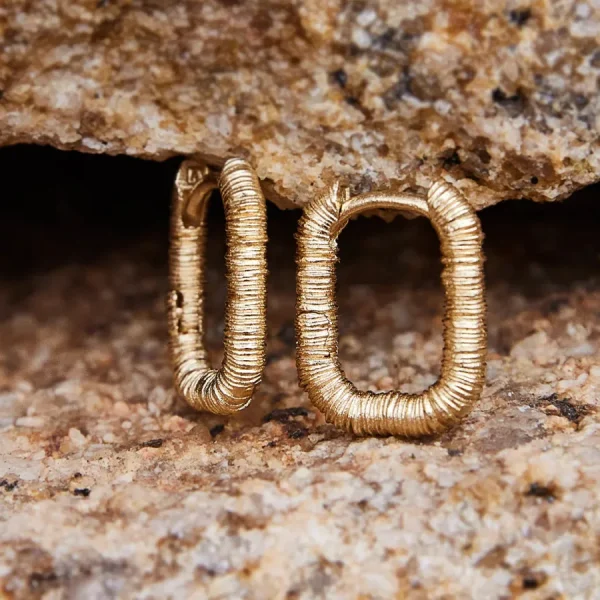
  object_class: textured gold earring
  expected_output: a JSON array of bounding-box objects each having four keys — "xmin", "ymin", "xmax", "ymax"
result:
[
  {"xmin": 168, "ymin": 159, "xmax": 268, "ymax": 414},
  {"xmin": 296, "ymin": 180, "xmax": 487, "ymax": 437}
]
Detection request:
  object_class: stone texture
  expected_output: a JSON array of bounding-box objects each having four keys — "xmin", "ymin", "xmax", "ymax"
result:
[
  {"xmin": 1, "ymin": 0, "xmax": 599, "ymax": 209},
  {"xmin": 1, "ymin": 194, "xmax": 600, "ymax": 598}
]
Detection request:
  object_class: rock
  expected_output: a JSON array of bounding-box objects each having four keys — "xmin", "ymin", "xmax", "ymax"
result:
[
  {"xmin": 1, "ymin": 1, "xmax": 599, "ymax": 209},
  {"xmin": 1, "ymin": 198, "xmax": 599, "ymax": 597}
]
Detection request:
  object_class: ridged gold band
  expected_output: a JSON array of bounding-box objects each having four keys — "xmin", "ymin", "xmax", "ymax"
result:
[
  {"xmin": 295, "ymin": 180, "xmax": 487, "ymax": 437},
  {"xmin": 168, "ymin": 159, "xmax": 268, "ymax": 414}
]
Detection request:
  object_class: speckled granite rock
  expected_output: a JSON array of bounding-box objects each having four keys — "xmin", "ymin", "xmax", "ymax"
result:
[
  {"xmin": 1, "ymin": 1, "xmax": 599, "ymax": 209},
  {"xmin": 1, "ymin": 199, "xmax": 600, "ymax": 598}
]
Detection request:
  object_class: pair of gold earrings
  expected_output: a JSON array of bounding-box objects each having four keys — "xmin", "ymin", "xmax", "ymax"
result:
[{"xmin": 168, "ymin": 158, "xmax": 487, "ymax": 438}]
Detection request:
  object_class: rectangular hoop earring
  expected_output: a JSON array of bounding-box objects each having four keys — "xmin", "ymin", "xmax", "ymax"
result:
[
  {"xmin": 168, "ymin": 158, "xmax": 268, "ymax": 414},
  {"xmin": 295, "ymin": 180, "xmax": 487, "ymax": 437}
]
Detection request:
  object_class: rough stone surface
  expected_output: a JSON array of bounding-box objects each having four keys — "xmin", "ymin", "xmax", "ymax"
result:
[
  {"xmin": 1, "ymin": 194, "xmax": 600, "ymax": 598},
  {"xmin": 1, "ymin": 0, "xmax": 599, "ymax": 209}
]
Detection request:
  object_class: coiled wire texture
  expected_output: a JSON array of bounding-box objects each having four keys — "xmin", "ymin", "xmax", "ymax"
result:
[
  {"xmin": 168, "ymin": 158, "xmax": 268, "ymax": 414},
  {"xmin": 295, "ymin": 180, "xmax": 487, "ymax": 437}
]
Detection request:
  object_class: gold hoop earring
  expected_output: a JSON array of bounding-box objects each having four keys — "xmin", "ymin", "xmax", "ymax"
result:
[
  {"xmin": 295, "ymin": 180, "xmax": 487, "ymax": 437},
  {"xmin": 168, "ymin": 159, "xmax": 268, "ymax": 414}
]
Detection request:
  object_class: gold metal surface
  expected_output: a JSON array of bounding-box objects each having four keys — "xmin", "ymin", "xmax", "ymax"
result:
[
  {"xmin": 168, "ymin": 158, "xmax": 268, "ymax": 414},
  {"xmin": 295, "ymin": 180, "xmax": 487, "ymax": 437}
]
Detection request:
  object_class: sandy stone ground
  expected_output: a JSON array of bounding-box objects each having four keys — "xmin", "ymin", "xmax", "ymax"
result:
[{"xmin": 1, "ymin": 175, "xmax": 600, "ymax": 599}]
